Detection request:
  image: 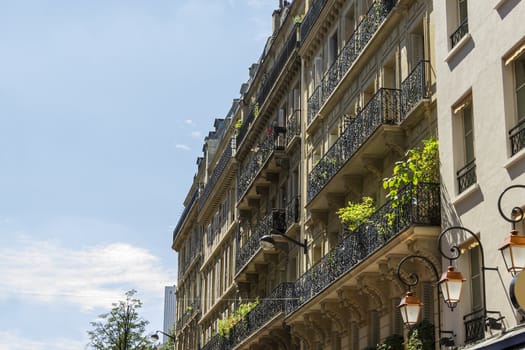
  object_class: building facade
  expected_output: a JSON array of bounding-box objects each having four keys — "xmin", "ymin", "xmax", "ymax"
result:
[{"xmin": 171, "ymin": 0, "xmax": 525, "ymax": 349}]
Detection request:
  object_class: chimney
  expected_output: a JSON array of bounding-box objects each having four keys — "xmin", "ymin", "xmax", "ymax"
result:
[{"xmin": 272, "ymin": 8, "xmax": 282, "ymax": 33}]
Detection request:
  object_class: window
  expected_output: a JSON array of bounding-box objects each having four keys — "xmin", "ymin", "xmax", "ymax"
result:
[
  {"xmin": 328, "ymin": 31, "xmax": 338, "ymax": 67},
  {"xmin": 455, "ymin": 97, "xmax": 476, "ymax": 193},
  {"xmin": 509, "ymin": 51, "xmax": 525, "ymax": 155},
  {"xmin": 450, "ymin": 0, "xmax": 469, "ymax": 48},
  {"xmin": 470, "ymin": 245, "xmax": 482, "ymax": 310}
]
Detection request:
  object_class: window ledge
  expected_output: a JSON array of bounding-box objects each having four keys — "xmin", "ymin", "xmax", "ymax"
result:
[
  {"xmin": 452, "ymin": 183, "xmax": 481, "ymax": 207},
  {"xmin": 444, "ymin": 33, "xmax": 473, "ymax": 64},
  {"xmin": 495, "ymin": 0, "xmax": 511, "ymax": 10},
  {"xmin": 504, "ymin": 148, "xmax": 525, "ymax": 170}
]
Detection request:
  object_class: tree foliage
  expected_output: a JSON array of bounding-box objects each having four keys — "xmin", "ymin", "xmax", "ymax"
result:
[{"xmin": 87, "ymin": 290, "xmax": 153, "ymax": 350}]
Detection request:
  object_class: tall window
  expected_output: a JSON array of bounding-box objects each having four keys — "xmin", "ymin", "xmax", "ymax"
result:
[
  {"xmin": 510, "ymin": 52, "xmax": 525, "ymax": 155},
  {"xmin": 455, "ymin": 97, "xmax": 476, "ymax": 193},
  {"xmin": 470, "ymin": 245, "xmax": 482, "ymax": 311},
  {"xmin": 451, "ymin": 0, "xmax": 468, "ymax": 48}
]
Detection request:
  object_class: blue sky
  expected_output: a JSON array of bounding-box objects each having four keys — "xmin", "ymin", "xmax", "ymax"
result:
[{"xmin": 0, "ymin": 1, "xmax": 277, "ymax": 349}]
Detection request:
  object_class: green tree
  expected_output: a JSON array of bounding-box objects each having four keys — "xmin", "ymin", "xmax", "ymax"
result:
[
  {"xmin": 336, "ymin": 197, "xmax": 376, "ymax": 231},
  {"xmin": 87, "ymin": 290, "xmax": 154, "ymax": 350}
]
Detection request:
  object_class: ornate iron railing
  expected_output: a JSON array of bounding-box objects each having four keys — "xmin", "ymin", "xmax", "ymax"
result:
[
  {"xmin": 464, "ymin": 309, "xmax": 485, "ymax": 344},
  {"xmin": 509, "ymin": 118, "xmax": 525, "ymax": 156},
  {"xmin": 300, "ymin": 0, "xmax": 328, "ymax": 44},
  {"xmin": 457, "ymin": 159, "xmax": 476, "ymax": 194},
  {"xmin": 307, "ymin": 0, "xmax": 395, "ymax": 125},
  {"xmin": 286, "ymin": 183, "xmax": 440, "ymax": 315},
  {"xmin": 307, "ymin": 88, "xmax": 401, "ymax": 203},
  {"xmin": 199, "ymin": 140, "xmax": 234, "ymax": 209},
  {"xmin": 200, "ymin": 283, "xmax": 293, "ymax": 350},
  {"xmin": 237, "ymin": 126, "xmax": 286, "ymax": 202},
  {"xmin": 286, "ymin": 195, "xmax": 300, "ymax": 229},
  {"xmin": 200, "ymin": 334, "xmax": 228, "ymax": 350},
  {"xmin": 236, "ymin": 210, "xmax": 286, "ymax": 273},
  {"xmin": 236, "ymin": 26, "xmax": 298, "ymax": 149},
  {"xmin": 401, "ymin": 60, "xmax": 430, "ymax": 116},
  {"xmin": 173, "ymin": 187, "xmax": 199, "ymax": 242},
  {"xmin": 176, "ymin": 300, "xmax": 201, "ymax": 331},
  {"xmin": 286, "ymin": 109, "xmax": 301, "ymax": 147},
  {"xmin": 451, "ymin": 18, "xmax": 468, "ymax": 48}
]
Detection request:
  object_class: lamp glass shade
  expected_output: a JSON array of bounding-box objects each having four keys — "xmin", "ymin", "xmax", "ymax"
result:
[
  {"xmin": 438, "ymin": 266, "xmax": 465, "ymax": 310},
  {"xmin": 398, "ymin": 291, "xmax": 422, "ymax": 326},
  {"xmin": 259, "ymin": 235, "xmax": 276, "ymax": 251},
  {"xmin": 500, "ymin": 231, "xmax": 525, "ymax": 274},
  {"xmin": 151, "ymin": 334, "xmax": 159, "ymax": 341}
]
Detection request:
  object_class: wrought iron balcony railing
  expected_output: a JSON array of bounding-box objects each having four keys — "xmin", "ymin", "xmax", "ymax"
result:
[
  {"xmin": 307, "ymin": 0, "xmax": 395, "ymax": 125},
  {"xmin": 236, "ymin": 27, "xmax": 298, "ymax": 148},
  {"xmin": 176, "ymin": 300, "xmax": 201, "ymax": 331},
  {"xmin": 457, "ymin": 159, "xmax": 476, "ymax": 194},
  {"xmin": 299, "ymin": 0, "xmax": 327, "ymax": 44},
  {"xmin": 286, "ymin": 183, "xmax": 440, "ymax": 315},
  {"xmin": 307, "ymin": 88, "xmax": 401, "ymax": 203},
  {"xmin": 286, "ymin": 109, "xmax": 301, "ymax": 147},
  {"xmin": 173, "ymin": 187, "xmax": 199, "ymax": 242},
  {"xmin": 228, "ymin": 282, "xmax": 293, "ymax": 347},
  {"xmin": 200, "ymin": 283, "xmax": 293, "ymax": 350},
  {"xmin": 509, "ymin": 118, "xmax": 525, "ymax": 156},
  {"xmin": 199, "ymin": 139, "xmax": 234, "ymax": 209},
  {"xmin": 178, "ymin": 233, "xmax": 202, "ymax": 278},
  {"xmin": 450, "ymin": 18, "xmax": 468, "ymax": 48},
  {"xmin": 237, "ymin": 126, "xmax": 286, "ymax": 202},
  {"xmin": 286, "ymin": 195, "xmax": 300, "ymax": 229},
  {"xmin": 464, "ymin": 309, "xmax": 485, "ymax": 344},
  {"xmin": 401, "ymin": 60, "xmax": 430, "ymax": 115},
  {"xmin": 236, "ymin": 210, "xmax": 286, "ymax": 274}
]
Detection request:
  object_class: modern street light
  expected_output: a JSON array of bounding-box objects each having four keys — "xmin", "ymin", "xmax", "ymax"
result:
[{"xmin": 151, "ymin": 330, "xmax": 176, "ymax": 343}]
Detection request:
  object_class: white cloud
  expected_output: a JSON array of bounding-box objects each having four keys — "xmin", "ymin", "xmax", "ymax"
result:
[
  {"xmin": 183, "ymin": 119, "xmax": 193, "ymax": 125},
  {"xmin": 191, "ymin": 131, "xmax": 202, "ymax": 138},
  {"xmin": 0, "ymin": 330, "xmax": 85, "ymax": 350},
  {"xmin": 0, "ymin": 237, "xmax": 174, "ymax": 312},
  {"xmin": 175, "ymin": 144, "xmax": 191, "ymax": 151}
]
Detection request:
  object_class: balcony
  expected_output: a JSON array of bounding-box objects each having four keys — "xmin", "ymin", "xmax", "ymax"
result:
[
  {"xmin": 464, "ymin": 309, "xmax": 485, "ymax": 344},
  {"xmin": 509, "ymin": 118, "xmax": 525, "ymax": 156},
  {"xmin": 307, "ymin": 88, "xmax": 401, "ymax": 203},
  {"xmin": 299, "ymin": 0, "xmax": 328, "ymax": 45},
  {"xmin": 199, "ymin": 139, "xmax": 235, "ymax": 210},
  {"xmin": 401, "ymin": 60, "xmax": 431, "ymax": 116},
  {"xmin": 201, "ymin": 283, "xmax": 293, "ymax": 350},
  {"xmin": 176, "ymin": 300, "xmax": 201, "ymax": 331},
  {"xmin": 178, "ymin": 232, "xmax": 202, "ymax": 279},
  {"xmin": 237, "ymin": 126, "xmax": 286, "ymax": 203},
  {"xmin": 286, "ymin": 109, "xmax": 301, "ymax": 149},
  {"xmin": 285, "ymin": 196, "xmax": 300, "ymax": 230},
  {"xmin": 457, "ymin": 159, "xmax": 476, "ymax": 194},
  {"xmin": 236, "ymin": 27, "xmax": 298, "ymax": 149},
  {"xmin": 286, "ymin": 183, "xmax": 440, "ymax": 315},
  {"xmin": 172, "ymin": 187, "xmax": 199, "ymax": 243},
  {"xmin": 450, "ymin": 18, "xmax": 468, "ymax": 49},
  {"xmin": 236, "ymin": 210, "xmax": 286, "ymax": 275},
  {"xmin": 307, "ymin": 0, "xmax": 396, "ymax": 126}
]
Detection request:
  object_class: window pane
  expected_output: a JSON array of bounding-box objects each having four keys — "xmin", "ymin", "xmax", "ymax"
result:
[
  {"xmin": 463, "ymin": 105, "xmax": 475, "ymax": 162},
  {"xmin": 459, "ymin": 0, "xmax": 468, "ymax": 22},
  {"xmin": 517, "ymin": 87, "xmax": 525, "ymax": 121}
]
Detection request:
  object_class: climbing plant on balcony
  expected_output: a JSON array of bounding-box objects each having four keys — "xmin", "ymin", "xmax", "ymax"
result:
[
  {"xmin": 376, "ymin": 334, "xmax": 404, "ymax": 350},
  {"xmin": 336, "ymin": 197, "xmax": 376, "ymax": 231},
  {"xmin": 382, "ymin": 137, "xmax": 439, "ymax": 225},
  {"xmin": 407, "ymin": 320, "xmax": 435, "ymax": 350},
  {"xmin": 217, "ymin": 299, "xmax": 259, "ymax": 338}
]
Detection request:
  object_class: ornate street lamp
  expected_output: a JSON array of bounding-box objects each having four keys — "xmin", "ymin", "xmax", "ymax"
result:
[
  {"xmin": 396, "ymin": 255, "xmax": 440, "ymax": 328},
  {"xmin": 437, "ymin": 265, "xmax": 465, "ymax": 311},
  {"xmin": 498, "ymin": 185, "xmax": 525, "ymax": 275}
]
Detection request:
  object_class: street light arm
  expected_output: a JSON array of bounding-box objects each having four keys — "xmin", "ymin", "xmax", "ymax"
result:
[
  {"xmin": 498, "ymin": 184, "xmax": 525, "ymax": 228},
  {"xmin": 153, "ymin": 330, "xmax": 175, "ymax": 341},
  {"xmin": 270, "ymin": 229, "xmax": 307, "ymax": 254}
]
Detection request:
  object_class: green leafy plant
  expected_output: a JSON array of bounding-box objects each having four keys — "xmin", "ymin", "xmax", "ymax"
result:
[
  {"xmin": 376, "ymin": 334, "xmax": 404, "ymax": 350},
  {"xmin": 217, "ymin": 299, "xmax": 259, "ymax": 338},
  {"xmin": 407, "ymin": 320, "xmax": 435, "ymax": 350},
  {"xmin": 337, "ymin": 197, "xmax": 376, "ymax": 231},
  {"xmin": 253, "ymin": 102, "xmax": 260, "ymax": 118},
  {"xmin": 293, "ymin": 14, "xmax": 304, "ymax": 24},
  {"xmin": 382, "ymin": 137, "xmax": 439, "ymax": 225},
  {"xmin": 235, "ymin": 119, "xmax": 243, "ymax": 130}
]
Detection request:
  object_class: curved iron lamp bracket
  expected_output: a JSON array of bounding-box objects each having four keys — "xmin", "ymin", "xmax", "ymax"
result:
[{"xmin": 498, "ymin": 184, "xmax": 525, "ymax": 229}]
